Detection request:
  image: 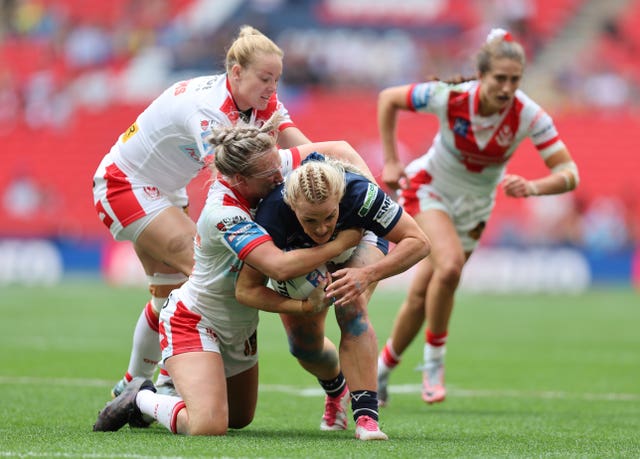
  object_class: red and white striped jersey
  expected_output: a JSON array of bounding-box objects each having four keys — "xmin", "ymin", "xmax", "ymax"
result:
[
  {"xmin": 176, "ymin": 148, "xmax": 300, "ymax": 326},
  {"xmin": 104, "ymin": 74, "xmax": 296, "ymax": 193},
  {"xmin": 405, "ymin": 80, "xmax": 565, "ymax": 195}
]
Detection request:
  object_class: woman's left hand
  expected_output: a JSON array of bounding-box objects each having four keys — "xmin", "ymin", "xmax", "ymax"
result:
[{"xmin": 324, "ymin": 267, "xmax": 371, "ymax": 306}]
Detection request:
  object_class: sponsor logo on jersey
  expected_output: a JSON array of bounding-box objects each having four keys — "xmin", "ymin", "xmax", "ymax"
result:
[
  {"xmin": 121, "ymin": 122, "xmax": 138, "ymax": 143},
  {"xmin": 357, "ymin": 183, "xmax": 378, "ymax": 217},
  {"xmin": 174, "ymin": 80, "xmax": 189, "ymax": 96},
  {"xmin": 224, "ymin": 221, "xmax": 260, "ymax": 251},
  {"xmin": 412, "ymin": 84, "xmax": 432, "ymax": 108},
  {"xmin": 453, "ymin": 117, "xmax": 470, "ymax": 137},
  {"xmin": 216, "ymin": 215, "xmax": 247, "ymax": 232},
  {"xmin": 179, "ymin": 143, "xmax": 202, "ymax": 163},
  {"xmin": 373, "ymin": 196, "xmax": 399, "ymax": 228},
  {"xmin": 195, "ymin": 78, "xmax": 216, "ymax": 92},
  {"xmin": 531, "ymin": 122, "xmax": 553, "ymax": 139},
  {"xmin": 200, "ymin": 131, "xmax": 217, "ymax": 158}
]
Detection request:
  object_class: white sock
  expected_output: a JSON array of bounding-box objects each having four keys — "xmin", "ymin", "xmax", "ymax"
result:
[
  {"xmin": 137, "ymin": 390, "xmax": 184, "ymax": 433},
  {"xmin": 155, "ymin": 371, "xmax": 173, "ymax": 387},
  {"xmin": 424, "ymin": 343, "xmax": 446, "ymax": 362},
  {"xmin": 127, "ymin": 302, "xmax": 161, "ymax": 379},
  {"xmin": 377, "ymin": 355, "xmax": 391, "ymax": 378}
]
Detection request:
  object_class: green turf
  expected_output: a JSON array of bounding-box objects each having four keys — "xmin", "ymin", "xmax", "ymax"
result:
[{"xmin": 1, "ymin": 281, "xmax": 639, "ymax": 458}]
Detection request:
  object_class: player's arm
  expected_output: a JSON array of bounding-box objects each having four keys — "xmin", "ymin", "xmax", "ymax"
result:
[
  {"xmin": 277, "ymin": 126, "xmax": 312, "ymax": 149},
  {"xmin": 243, "ymin": 227, "xmax": 362, "ymax": 281},
  {"xmin": 377, "ymin": 84, "xmax": 413, "ymax": 190},
  {"xmin": 296, "ymin": 141, "xmax": 377, "ymax": 183},
  {"xmin": 235, "ymin": 264, "xmax": 328, "ymax": 314},
  {"xmin": 326, "ymin": 212, "xmax": 431, "ymax": 306},
  {"xmin": 502, "ymin": 147, "xmax": 579, "ymax": 198}
]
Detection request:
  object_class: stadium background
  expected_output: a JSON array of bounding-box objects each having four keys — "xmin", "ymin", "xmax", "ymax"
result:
[{"xmin": 1, "ymin": 0, "xmax": 639, "ymax": 291}]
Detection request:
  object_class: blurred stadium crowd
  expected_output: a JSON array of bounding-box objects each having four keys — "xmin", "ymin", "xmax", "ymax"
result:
[{"xmin": 1, "ymin": 0, "xmax": 639, "ymax": 285}]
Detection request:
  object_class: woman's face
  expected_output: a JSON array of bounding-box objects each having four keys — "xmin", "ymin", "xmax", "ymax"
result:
[
  {"xmin": 478, "ymin": 57, "xmax": 523, "ymax": 115},
  {"xmin": 243, "ymin": 148, "xmax": 283, "ymax": 201},
  {"xmin": 292, "ymin": 196, "xmax": 340, "ymax": 245},
  {"xmin": 232, "ymin": 52, "xmax": 282, "ymax": 111}
]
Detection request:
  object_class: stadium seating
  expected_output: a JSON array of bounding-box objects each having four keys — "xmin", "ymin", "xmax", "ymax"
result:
[
  {"xmin": 1, "ymin": 0, "xmax": 639, "ymax": 243},
  {"xmin": 593, "ymin": 0, "xmax": 640, "ymax": 86}
]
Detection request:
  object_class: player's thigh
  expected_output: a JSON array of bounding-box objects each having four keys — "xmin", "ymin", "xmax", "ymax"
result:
[
  {"xmin": 414, "ymin": 210, "xmax": 465, "ymax": 266},
  {"xmin": 135, "ymin": 206, "xmax": 196, "ymax": 275},
  {"xmin": 405, "ymin": 256, "xmax": 434, "ymax": 304},
  {"xmin": 166, "ymin": 351, "xmax": 229, "ymax": 427},
  {"xmin": 280, "ymin": 307, "xmax": 329, "ymax": 348}
]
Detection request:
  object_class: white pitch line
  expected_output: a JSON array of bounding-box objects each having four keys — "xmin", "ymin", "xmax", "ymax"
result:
[
  {"xmin": 0, "ymin": 453, "xmax": 222, "ymax": 459},
  {"xmin": 0, "ymin": 376, "xmax": 638, "ymax": 402}
]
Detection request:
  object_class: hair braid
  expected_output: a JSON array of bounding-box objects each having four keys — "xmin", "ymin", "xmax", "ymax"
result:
[
  {"xmin": 284, "ymin": 159, "xmax": 347, "ymax": 209},
  {"xmin": 208, "ymin": 112, "xmax": 283, "ymax": 177}
]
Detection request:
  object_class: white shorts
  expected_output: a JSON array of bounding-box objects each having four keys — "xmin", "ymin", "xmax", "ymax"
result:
[
  {"xmin": 159, "ymin": 291, "xmax": 258, "ymax": 378},
  {"xmin": 92, "ymin": 155, "xmax": 188, "ymax": 242},
  {"xmin": 400, "ymin": 179, "xmax": 495, "ymax": 252}
]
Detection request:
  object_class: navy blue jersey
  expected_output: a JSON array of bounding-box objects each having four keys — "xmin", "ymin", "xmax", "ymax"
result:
[{"xmin": 255, "ymin": 155, "xmax": 403, "ymax": 252}]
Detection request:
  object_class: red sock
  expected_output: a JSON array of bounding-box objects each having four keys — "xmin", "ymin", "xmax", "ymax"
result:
[
  {"xmin": 426, "ymin": 329, "xmax": 448, "ymax": 347},
  {"xmin": 380, "ymin": 340, "xmax": 400, "ymax": 368}
]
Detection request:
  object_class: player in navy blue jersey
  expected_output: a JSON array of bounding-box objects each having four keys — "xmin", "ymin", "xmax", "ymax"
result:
[{"xmin": 236, "ymin": 155, "xmax": 430, "ymax": 440}]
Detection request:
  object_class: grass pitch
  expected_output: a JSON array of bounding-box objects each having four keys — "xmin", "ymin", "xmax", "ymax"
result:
[{"xmin": 1, "ymin": 281, "xmax": 639, "ymax": 458}]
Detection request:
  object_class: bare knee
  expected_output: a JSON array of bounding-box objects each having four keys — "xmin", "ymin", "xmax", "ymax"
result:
[
  {"xmin": 335, "ymin": 304, "xmax": 370, "ymax": 338},
  {"xmin": 187, "ymin": 416, "xmax": 228, "ymax": 436},
  {"xmin": 436, "ymin": 257, "xmax": 465, "ymax": 288},
  {"xmin": 229, "ymin": 411, "xmax": 254, "ymax": 429},
  {"xmin": 405, "ymin": 288, "xmax": 426, "ymax": 312},
  {"xmin": 288, "ymin": 336, "xmax": 328, "ymax": 363}
]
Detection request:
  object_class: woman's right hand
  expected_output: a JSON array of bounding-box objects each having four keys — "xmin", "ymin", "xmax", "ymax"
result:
[{"xmin": 302, "ymin": 278, "xmax": 332, "ymax": 313}]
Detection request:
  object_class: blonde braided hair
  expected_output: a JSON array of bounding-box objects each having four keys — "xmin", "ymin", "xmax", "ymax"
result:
[
  {"xmin": 284, "ymin": 158, "xmax": 348, "ymax": 209},
  {"xmin": 208, "ymin": 112, "xmax": 283, "ymax": 178}
]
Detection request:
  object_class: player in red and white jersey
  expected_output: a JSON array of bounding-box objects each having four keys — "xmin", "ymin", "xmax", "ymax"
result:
[
  {"xmin": 93, "ymin": 114, "xmax": 363, "ymax": 436},
  {"xmin": 93, "ymin": 25, "xmax": 371, "ymax": 400},
  {"xmin": 375, "ymin": 29, "xmax": 580, "ymax": 406}
]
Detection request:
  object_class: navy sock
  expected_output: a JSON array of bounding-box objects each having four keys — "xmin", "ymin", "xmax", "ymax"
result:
[
  {"xmin": 351, "ymin": 390, "xmax": 379, "ymax": 422},
  {"xmin": 318, "ymin": 372, "xmax": 346, "ymax": 398}
]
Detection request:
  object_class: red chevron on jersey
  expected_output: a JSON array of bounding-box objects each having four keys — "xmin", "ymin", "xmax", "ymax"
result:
[{"xmin": 447, "ymin": 90, "xmax": 524, "ymax": 173}]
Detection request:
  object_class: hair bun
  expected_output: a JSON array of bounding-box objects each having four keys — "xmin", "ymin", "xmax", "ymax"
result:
[{"xmin": 486, "ymin": 28, "xmax": 513, "ymax": 43}]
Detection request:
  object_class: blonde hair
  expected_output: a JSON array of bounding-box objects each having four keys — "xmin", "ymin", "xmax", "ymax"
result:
[
  {"xmin": 476, "ymin": 28, "xmax": 526, "ymax": 74},
  {"xmin": 283, "ymin": 159, "xmax": 348, "ymax": 209},
  {"xmin": 208, "ymin": 112, "xmax": 283, "ymax": 177},
  {"xmin": 226, "ymin": 25, "xmax": 283, "ymax": 73}
]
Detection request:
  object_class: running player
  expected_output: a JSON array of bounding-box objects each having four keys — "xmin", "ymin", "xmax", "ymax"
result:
[{"xmin": 375, "ymin": 28, "xmax": 579, "ymax": 406}]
